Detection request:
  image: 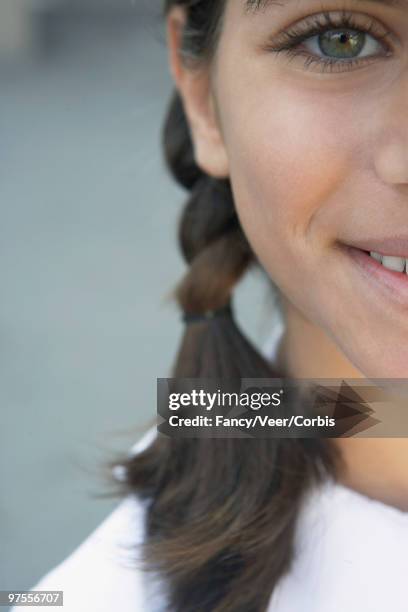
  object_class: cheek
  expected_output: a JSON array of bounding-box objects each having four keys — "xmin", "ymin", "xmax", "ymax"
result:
[{"xmin": 219, "ymin": 86, "xmax": 354, "ymax": 292}]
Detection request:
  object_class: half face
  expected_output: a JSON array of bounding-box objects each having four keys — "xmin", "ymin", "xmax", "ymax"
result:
[{"xmin": 208, "ymin": 0, "xmax": 408, "ymax": 377}]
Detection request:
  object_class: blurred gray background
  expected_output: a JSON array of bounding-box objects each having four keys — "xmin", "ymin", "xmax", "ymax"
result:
[{"xmin": 0, "ymin": 0, "xmax": 283, "ymax": 599}]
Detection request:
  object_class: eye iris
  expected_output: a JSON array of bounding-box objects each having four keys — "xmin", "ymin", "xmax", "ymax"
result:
[{"xmin": 319, "ymin": 29, "xmax": 365, "ymax": 59}]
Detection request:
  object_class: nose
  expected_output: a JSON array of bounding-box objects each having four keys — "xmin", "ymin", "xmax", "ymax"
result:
[{"xmin": 374, "ymin": 70, "xmax": 408, "ymax": 185}]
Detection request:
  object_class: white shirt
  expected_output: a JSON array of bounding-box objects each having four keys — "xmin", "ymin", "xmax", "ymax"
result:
[{"xmin": 16, "ymin": 323, "xmax": 408, "ymax": 611}]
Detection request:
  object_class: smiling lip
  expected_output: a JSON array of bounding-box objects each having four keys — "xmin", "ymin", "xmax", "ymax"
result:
[
  {"xmin": 344, "ymin": 236, "xmax": 408, "ymax": 259},
  {"xmin": 342, "ymin": 244, "xmax": 408, "ymax": 310}
]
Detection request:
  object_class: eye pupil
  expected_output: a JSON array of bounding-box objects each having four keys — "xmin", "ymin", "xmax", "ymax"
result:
[{"xmin": 319, "ymin": 29, "xmax": 365, "ymax": 59}]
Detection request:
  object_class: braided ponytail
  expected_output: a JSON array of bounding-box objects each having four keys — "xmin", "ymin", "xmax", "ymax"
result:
[
  {"xmin": 163, "ymin": 91, "xmax": 281, "ymax": 380},
  {"xmin": 112, "ymin": 3, "xmax": 343, "ymax": 611}
]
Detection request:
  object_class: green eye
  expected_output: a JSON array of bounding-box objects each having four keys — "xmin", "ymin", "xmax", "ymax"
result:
[
  {"xmin": 319, "ymin": 29, "xmax": 365, "ymax": 59},
  {"xmin": 264, "ymin": 10, "xmax": 393, "ymax": 74}
]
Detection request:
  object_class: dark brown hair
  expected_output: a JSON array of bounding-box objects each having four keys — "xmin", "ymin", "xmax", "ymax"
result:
[{"xmin": 111, "ymin": 2, "xmax": 343, "ymax": 610}]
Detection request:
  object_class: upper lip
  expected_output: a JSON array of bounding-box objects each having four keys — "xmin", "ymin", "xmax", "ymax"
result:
[{"xmin": 343, "ymin": 236, "xmax": 408, "ymax": 259}]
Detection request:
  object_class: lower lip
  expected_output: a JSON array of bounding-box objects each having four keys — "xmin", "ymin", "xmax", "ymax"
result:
[{"xmin": 342, "ymin": 245, "xmax": 408, "ymax": 309}]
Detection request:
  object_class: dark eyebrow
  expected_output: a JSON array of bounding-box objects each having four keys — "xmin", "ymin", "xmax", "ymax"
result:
[{"xmin": 245, "ymin": 0, "xmax": 405, "ymax": 13}]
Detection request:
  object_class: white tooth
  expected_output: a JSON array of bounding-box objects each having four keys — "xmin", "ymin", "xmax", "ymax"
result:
[
  {"xmin": 381, "ymin": 255, "xmax": 406, "ymax": 272},
  {"xmin": 370, "ymin": 251, "xmax": 382, "ymax": 262},
  {"xmin": 406, "ymin": 259, "xmax": 408, "ymax": 274}
]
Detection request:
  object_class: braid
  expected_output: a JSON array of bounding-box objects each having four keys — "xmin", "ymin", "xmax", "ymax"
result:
[
  {"xmin": 164, "ymin": 94, "xmax": 254, "ymax": 312},
  {"xmin": 164, "ymin": 92, "xmax": 253, "ymax": 314},
  {"xmin": 162, "ymin": 90, "xmax": 278, "ymax": 382},
  {"xmin": 177, "ymin": 179, "xmax": 253, "ymax": 314}
]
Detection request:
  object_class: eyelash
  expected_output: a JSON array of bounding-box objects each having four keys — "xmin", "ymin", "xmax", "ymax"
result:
[{"xmin": 264, "ymin": 10, "xmax": 394, "ymax": 73}]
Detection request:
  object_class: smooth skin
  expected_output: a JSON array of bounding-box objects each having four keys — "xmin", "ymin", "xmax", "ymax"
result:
[{"xmin": 167, "ymin": 0, "xmax": 408, "ymax": 510}]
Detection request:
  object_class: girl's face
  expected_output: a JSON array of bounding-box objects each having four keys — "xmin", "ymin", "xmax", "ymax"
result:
[{"xmin": 170, "ymin": 0, "xmax": 408, "ymax": 378}]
